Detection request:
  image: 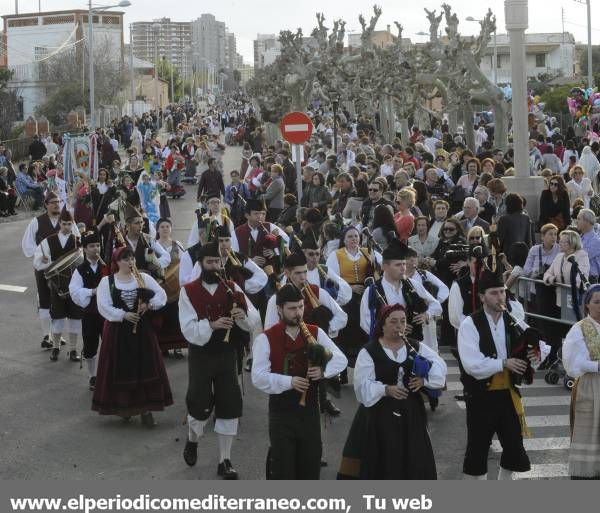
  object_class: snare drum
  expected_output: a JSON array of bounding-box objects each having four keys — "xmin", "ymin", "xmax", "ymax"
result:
[{"xmin": 44, "ymin": 248, "xmax": 84, "ymax": 298}]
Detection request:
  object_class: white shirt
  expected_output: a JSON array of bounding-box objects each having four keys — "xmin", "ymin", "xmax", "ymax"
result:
[
  {"xmin": 279, "ymin": 266, "xmax": 352, "ymax": 307},
  {"xmin": 264, "ymin": 285, "xmax": 348, "ymax": 338},
  {"xmin": 563, "ymin": 316, "xmax": 600, "ymax": 378},
  {"xmin": 409, "ymin": 270, "xmax": 449, "ymax": 305},
  {"xmin": 428, "ymin": 220, "xmax": 445, "ymax": 240},
  {"xmin": 189, "ymin": 258, "xmax": 268, "ymax": 295},
  {"xmin": 354, "ymin": 342, "xmax": 447, "ymax": 407},
  {"xmin": 187, "ymin": 214, "xmax": 240, "ymax": 251},
  {"xmin": 179, "ymin": 251, "xmax": 196, "ymax": 287},
  {"xmin": 68, "ymin": 260, "xmax": 100, "ymax": 309},
  {"xmin": 33, "ymin": 232, "xmax": 77, "ymax": 271},
  {"xmin": 22, "ymin": 216, "xmax": 81, "ymax": 259},
  {"xmin": 251, "ymin": 327, "xmax": 348, "ymax": 395},
  {"xmin": 178, "ymin": 282, "xmax": 260, "ymax": 346},
  {"xmin": 125, "ymin": 235, "xmax": 171, "ymax": 269},
  {"xmin": 97, "ymin": 274, "xmax": 166, "ymax": 322},
  {"xmin": 359, "ymin": 276, "xmax": 442, "ymax": 335},
  {"xmin": 457, "ymin": 310, "xmax": 550, "ymax": 380}
]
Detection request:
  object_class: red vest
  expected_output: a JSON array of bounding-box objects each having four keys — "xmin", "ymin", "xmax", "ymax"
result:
[
  {"xmin": 184, "ymin": 279, "xmax": 233, "ymax": 321},
  {"xmin": 265, "ymin": 322, "xmax": 319, "ymax": 377},
  {"xmin": 235, "ymin": 222, "xmax": 273, "ymax": 258},
  {"xmin": 301, "ymin": 283, "xmax": 320, "ymax": 321}
]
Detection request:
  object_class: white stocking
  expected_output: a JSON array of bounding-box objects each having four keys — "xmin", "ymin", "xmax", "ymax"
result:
[
  {"xmin": 187, "ymin": 415, "xmax": 206, "ymax": 443},
  {"xmin": 218, "ymin": 434, "xmax": 234, "ymax": 463}
]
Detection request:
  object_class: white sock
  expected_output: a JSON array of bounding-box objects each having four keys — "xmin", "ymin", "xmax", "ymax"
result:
[
  {"xmin": 40, "ymin": 318, "xmax": 51, "ymax": 338},
  {"xmin": 86, "ymin": 356, "xmax": 97, "ymax": 377},
  {"xmin": 498, "ymin": 467, "xmax": 514, "ymax": 480},
  {"xmin": 52, "ymin": 333, "xmax": 62, "ymax": 349},
  {"xmin": 463, "ymin": 473, "xmax": 487, "ymax": 480},
  {"xmin": 218, "ymin": 434, "xmax": 234, "ymax": 463},
  {"xmin": 68, "ymin": 333, "xmax": 78, "ymax": 351},
  {"xmin": 187, "ymin": 415, "xmax": 206, "ymax": 443}
]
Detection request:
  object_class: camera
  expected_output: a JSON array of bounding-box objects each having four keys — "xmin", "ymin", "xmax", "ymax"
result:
[{"xmin": 446, "ymin": 244, "xmax": 484, "ymax": 263}]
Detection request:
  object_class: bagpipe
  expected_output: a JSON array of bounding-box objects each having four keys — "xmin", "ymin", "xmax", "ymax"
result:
[
  {"xmin": 501, "ymin": 305, "xmax": 541, "ymax": 386},
  {"xmin": 298, "ymin": 320, "xmax": 332, "ymax": 407},
  {"xmin": 214, "ymin": 272, "xmax": 248, "ymax": 344},
  {"xmin": 401, "ymin": 277, "xmax": 429, "ymax": 341},
  {"xmin": 403, "ymin": 337, "xmax": 441, "ymax": 400}
]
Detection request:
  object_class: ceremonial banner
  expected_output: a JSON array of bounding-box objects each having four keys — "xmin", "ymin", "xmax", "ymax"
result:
[{"xmin": 63, "ymin": 133, "xmax": 99, "ymax": 183}]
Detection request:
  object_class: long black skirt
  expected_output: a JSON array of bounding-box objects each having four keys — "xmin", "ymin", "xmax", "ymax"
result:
[
  {"xmin": 338, "ymin": 393, "xmax": 437, "ymax": 480},
  {"xmin": 92, "ymin": 318, "xmax": 173, "ymax": 416},
  {"xmin": 337, "ymin": 293, "xmax": 368, "ymax": 368}
]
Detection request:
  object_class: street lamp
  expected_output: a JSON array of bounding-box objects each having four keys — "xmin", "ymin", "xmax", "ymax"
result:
[
  {"xmin": 466, "ymin": 16, "xmax": 497, "ymax": 85},
  {"xmin": 88, "ymin": 0, "xmax": 131, "ymax": 131}
]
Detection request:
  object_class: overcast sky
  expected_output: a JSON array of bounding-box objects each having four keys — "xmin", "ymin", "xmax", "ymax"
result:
[{"xmin": 2, "ymin": 0, "xmax": 598, "ymax": 63}]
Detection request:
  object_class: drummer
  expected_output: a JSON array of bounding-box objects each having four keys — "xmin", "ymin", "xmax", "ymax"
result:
[{"xmin": 33, "ymin": 210, "xmax": 83, "ymax": 362}]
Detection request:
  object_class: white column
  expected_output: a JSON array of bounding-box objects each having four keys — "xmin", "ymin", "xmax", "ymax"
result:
[{"xmin": 505, "ymin": 0, "xmax": 528, "ymax": 178}]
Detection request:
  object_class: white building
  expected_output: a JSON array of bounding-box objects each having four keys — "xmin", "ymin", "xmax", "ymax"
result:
[
  {"xmin": 480, "ymin": 32, "xmax": 576, "ymax": 84},
  {"xmin": 253, "ymin": 34, "xmax": 280, "ymax": 69},
  {"xmin": 2, "ymin": 9, "xmax": 124, "ymax": 118}
]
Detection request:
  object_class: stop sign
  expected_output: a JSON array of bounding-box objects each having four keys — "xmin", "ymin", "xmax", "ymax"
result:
[{"xmin": 280, "ymin": 111, "xmax": 314, "ymax": 145}]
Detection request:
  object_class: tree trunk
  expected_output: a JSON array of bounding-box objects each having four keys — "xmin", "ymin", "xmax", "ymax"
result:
[
  {"xmin": 463, "ymin": 102, "xmax": 475, "ymax": 152},
  {"xmin": 264, "ymin": 122, "xmax": 280, "ymax": 146},
  {"xmin": 399, "ymin": 118, "xmax": 410, "ymax": 143}
]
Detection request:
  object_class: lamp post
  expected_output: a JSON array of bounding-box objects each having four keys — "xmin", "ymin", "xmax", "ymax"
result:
[
  {"xmin": 88, "ymin": 0, "xmax": 131, "ymax": 131},
  {"xmin": 466, "ymin": 16, "xmax": 497, "ymax": 85}
]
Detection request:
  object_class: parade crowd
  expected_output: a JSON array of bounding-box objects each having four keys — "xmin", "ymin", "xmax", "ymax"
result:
[{"xmin": 13, "ymin": 93, "xmax": 600, "ymax": 481}]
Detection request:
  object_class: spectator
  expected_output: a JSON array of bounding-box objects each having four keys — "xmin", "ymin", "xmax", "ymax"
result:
[
  {"xmin": 394, "ymin": 188, "xmax": 416, "ymax": 242},
  {"xmin": 503, "ymin": 242, "xmax": 530, "ymax": 301},
  {"xmin": 576, "ymin": 209, "xmax": 600, "ymax": 283},
  {"xmin": 497, "ymin": 193, "xmax": 532, "ymax": 253},
  {"xmin": 408, "ymin": 216, "xmax": 438, "ymax": 262},
  {"xmin": 539, "ymin": 174, "xmax": 570, "ymax": 231},
  {"xmin": 566, "ymin": 165, "xmax": 594, "ymax": 208},
  {"xmin": 580, "ymin": 145, "xmax": 600, "ymax": 182},
  {"xmin": 0, "ymin": 167, "xmax": 17, "ymax": 216},
  {"xmin": 459, "ymin": 197, "xmax": 490, "ymax": 234},
  {"xmin": 473, "ymin": 185, "xmax": 496, "ymax": 224},
  {"xmin": 196, "ymin": 157, "xmax": 225, "ymax": 201},
  {"xmin": 343, "ymin": 179, "xmax": 368, "ymax": 223},
  {"xmin": 331, "ymin": 173, "xmax": 354, "ymax": 216},
  {"xmin": 360, "ymin": 179, "xmax": 393, "ymax": 228},
  {"xmin": 28, "ymin": 135, "xmax": 47, "ymax": 161},
  {"xmin": 303, "ymin": 171, "xmax": 330, "ymax": 216},
  {"xmin": 260, "ymin": 164, "xmax": 285, "ymax": 222},
  {"xmin": 277, "ymin": 193, "xmax": 298, "ymax": 228},
  {"xmin": 487, "ymin": 178, "xmax": 507, "ymax": 219},
  {"xmin": 371, "ymin": 204, "xmax": 398, "ymax": 251},
  {"xmin": 541, "ymin": 145, "xmax": 563, "ymax": 174},
  {"xmin": 429, "ymin": 199, "xmax": 450, "ymax": 239},
  {"xmin": 15, "ymin": 163, "xmax": 44, "ymax": 209}
]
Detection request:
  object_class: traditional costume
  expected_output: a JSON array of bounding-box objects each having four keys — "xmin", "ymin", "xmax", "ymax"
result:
[
  {"xmin": 69, "ymin": 230, "xmax": 110, "ymax": 389},
  {"xmin": 92, "ymin": 248, "xmax": 172, "ymax": 423},
  {"xmin": 563, "ymin": 285, "xmax": 600, "ymax": 479},
  {"xmin": 457, "ymin": 270, "xmax": 550, "ymax": 479},
  {"xmin": 33, "ymin": 209, "xmax": 83, "ymax": 361},
  {"xmin": 251, "ymin": 285, "xmax": 347, "ymax": 479},
  {"xmin": 338, "ymin": 304, "xmax": 446, "ymax": 479},
  {"xmin": 179, "ymin": 242, "xmax": 260, "ymax": 480},
  {"xmin": 187, "ymin": 194, "xmax": 239, "ymax": 250}
]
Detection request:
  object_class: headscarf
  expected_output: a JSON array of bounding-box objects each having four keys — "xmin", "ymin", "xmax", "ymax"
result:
[
  {"xmin": 579, "ymin": 146, "xmax": 600, "ymax": 182},
  {"xmin": 374, "ymin": 303, "xmax": 406, "ymax": 339}
]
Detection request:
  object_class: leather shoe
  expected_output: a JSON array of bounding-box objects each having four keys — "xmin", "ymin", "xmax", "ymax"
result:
[
  {"xmin": 173, "ymin": 349, "xmax": 184, "ymax": 359},
  {"xmin": 217, "ymin": 459, "xmax": 238, "ymax": 480},
  {"xmin": 89, "ymin": 376, "xmax": 96, "ymax": 391},
  {"xmin": 69, "ymin": 350, "xmax": 81, "ymax": 362},
  {"xmin": 140, "ymin": 412, "xmax": 157, "ymax": 428},
  {"xmin": 183, "ymin": 440, "xmax": 198, "ymax": 467},
  {"xmin": 454, "ymin": 394, "xmax": 465, "ymax": 401},
  {"xmin": 324, "ymin": 399, "xmax": 341, "ymax": 417},
  {"xmin": 339, "ymin": 369, "xmax": 348, "ymax": 385},
  {"xmin": 320, "ymin": 459, "xmax": 328, "ymax": 467},
  {"xmin": 244, "ymin": 358, "xmax": 252, "ymax": 372},
  {"xmin": 50, "ymin": 348, "xmax": 59, "ymax": 361},
  {"xmin": 41, "ymin": 336, "xmax": 53, "ymax": 349},
  {"xmin": 429, "ymin": 396, "xmax": 439, "ymax": 412}
]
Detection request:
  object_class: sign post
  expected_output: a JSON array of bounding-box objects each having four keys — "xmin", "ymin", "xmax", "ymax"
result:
[{"xmin": 280, "ymin": 111, "xmax": 314, "ymax": 204}]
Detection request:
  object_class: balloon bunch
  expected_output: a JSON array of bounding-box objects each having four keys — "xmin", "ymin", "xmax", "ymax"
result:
[{"xmin": 567, "ymin": 87, "xmax": 600, "ymax": 128}]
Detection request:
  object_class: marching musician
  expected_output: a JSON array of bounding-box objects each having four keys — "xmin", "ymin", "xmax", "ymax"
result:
[
  {"xmin": 405, "ymin": 247, "xmax": 449, "ymax": 352},
  {"xmin": 301, "ymin": 235, "xmax": 352, "ymax": 308},
  {"xmin": 120, "ymin": 203, "xmax": 170, "ymax": 277},
  {"xmin": 33, "ymin": 209, "xmax": 83, "ymax": 362},
  {"xmin": 93, "ymin": 247, "xmax": 171, "ymax": 428},
  {"xmin": 457, "ymin": 269, "xmax": 550, "ymax": 480},
  {"xmin": 190, "ymin": 224, "xmax": 268, "ymax": 295},
  {"xmin": 251, "ymin": 284, "xmax": 347, "ymax": 479},
  {"xmin": 359, "ymin": 239, "xmax": 441, "ymax": 349},
  {"xmin": 68, "ymin": 230, "xmax": 109, "ymax": 390},
  {"xmin": 179, "ymin": 242, "xmax": 260, "ymax": 480},
  {"xmin": 325, "ymin": 226, "xmax": 382, "ymax": 382},
  {"xmin": 155, "ymin": 218, "xmax": 187, "ymax": 358},
  {"xmin": 179, "ymin": 216, "xmax": 207, "ymax": 287},
  {"xmin": 22, "ymin": 191, "xmax": 80, "ymax": 349},
  {"xmin": 338, "ymin": 304, "xmax": 446, "ymax": 479},
  {"xmin": 187, "ymin": 193, "xmax": 239, "ymax": 250}
]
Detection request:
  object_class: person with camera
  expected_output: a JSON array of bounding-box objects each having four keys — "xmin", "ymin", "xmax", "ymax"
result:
[{"xmin": 458, "ymin": 269, "xmax": 550, "ymax": 480}]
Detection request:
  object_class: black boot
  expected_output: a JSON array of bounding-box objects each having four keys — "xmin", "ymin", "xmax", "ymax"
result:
[
  {"xmin": 183, "ymin": 440, "xmax": 198, "ymax": 467},
  {"xmin": 429, "ymin": 395, "xmax": 439, "ymax": 412},
  {"xmin": 339, "ymin": 368, "xmax": 348, "ymax": 385},
  {"xmin": 41, "ymin": 335, "xmax": 53, "ymax": 349},
  {"xmin": 49, "ymin": 348, "xmax": 59, "ymax": 361},
  {"xmin": 217, "ymin": 459, "xmax": 239, "ymax": 480},
  {"xmin": 89, "ymin": 376, "xmax": 96, "ymax": 391},
  {"xmin": 324, "ymin": 399, "xmax": 341, "ymax": 417},
  {"xmin": 173, "ymin": 349, "xmax": 184, "ymax": 359},
  {"xmin": 68, "ymin": 350, "xmax": 81, "ymax": 362},
  {"xmin": 140, "ymin": 412, "xmax": 157, "ymax": 428}
]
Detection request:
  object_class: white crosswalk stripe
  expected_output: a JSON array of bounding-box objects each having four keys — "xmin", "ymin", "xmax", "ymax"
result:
[{"xmin": 439, "ymin": 349, "xmax": 571, "ymax": 479}]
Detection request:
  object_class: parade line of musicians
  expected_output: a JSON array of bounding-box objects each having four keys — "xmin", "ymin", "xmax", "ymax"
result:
[{"xmin": 22, "ymin": 190, "xmax": 600, "ymax": 481}]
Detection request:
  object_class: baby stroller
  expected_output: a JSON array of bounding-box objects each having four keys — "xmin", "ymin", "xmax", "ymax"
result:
[
  {"xmin": 544, "ymin": 347, "xmax": 575, "ymax": 391},
  {"xmin": 166, "ymin": 167, "xmax": 186, "ymax": 199}
]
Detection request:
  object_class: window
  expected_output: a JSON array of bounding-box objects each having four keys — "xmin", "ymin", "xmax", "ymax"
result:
[
  {"xmin": 8, "ymin": 18, "xmax": 38, "ymax": 27},
  {"xmin": 535, "ymin": 53, "xmax": 546, "ymax": 68},
  {"xmin": 34, "ymin": 46, "xmax": 48, "ymax": 61}
]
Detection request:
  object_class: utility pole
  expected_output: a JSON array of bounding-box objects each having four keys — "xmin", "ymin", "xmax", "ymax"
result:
[
  {"xmin": 129, "ymin": 24, "xmax": 134, "ymax": 109},
  {"xmin": 575, "ymin": 0, "xmax": 594, "ymax": 89}
]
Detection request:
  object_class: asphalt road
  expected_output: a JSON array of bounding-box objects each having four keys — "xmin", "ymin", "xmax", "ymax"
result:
[{"xmin": 0, "ymin": 143, "xmax": 570, "ymax": 480}]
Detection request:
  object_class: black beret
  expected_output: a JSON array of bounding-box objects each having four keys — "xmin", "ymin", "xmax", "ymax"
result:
[
  {"xmin": 276, "ymin": 283, "xmax": 304, "ymax": 306},
  {"xmin": 284, "ymin": 251, "xmax": 307, "ymax": 269}
]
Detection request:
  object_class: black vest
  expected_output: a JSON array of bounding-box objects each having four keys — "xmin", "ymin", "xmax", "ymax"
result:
[
  {"xmin": 35, "ymin": 213, "xmax": 60, "ymax": 245},
  {"xmin": 371, "ymin": 279, "xmax": 424, "ymax": 341},
  {"xmin": 457, "ymin": 273, "xmax": 480, "ymax": 316},
  {"xmin": 47, "ymin": 233, "xmax": 76, "ymax": 261},
  {"xmin": 76, "ymin": 259, "xmax": 104, "ymax": 313},
  {"xmin": 460, "ymin": 309, "xmax": 518, "ymax": 396}
]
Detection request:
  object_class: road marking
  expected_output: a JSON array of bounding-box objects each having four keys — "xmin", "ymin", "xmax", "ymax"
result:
[
  {"xmin": 492, "ymin": 437, "xmax": 570, "ymax": 452},
  {"xmin": 0, "ymin": 284, "xmax": 27, "ymax": 293},
  {"xmin": 455, "ymin": 395, "xmax": 571, "ymax": 410},
  {"xmin": 445, "ymin": 380, "xmax": 557, "ymax": 391},
  {"xmin": 283, "ymin": 124, "xmax": 309, "ymax": 132},
  {"xmin": 513, "ymin": 463, "xmax": 569, "ymax": 480},
  {"xmin": 526, "ymin": 415, "xmax": 570, "ymax": 427}
]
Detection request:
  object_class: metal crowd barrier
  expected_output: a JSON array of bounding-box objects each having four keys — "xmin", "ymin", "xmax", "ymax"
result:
[{"xmin": 515, "ymin": 276, "xmax": 583, "ymax": 327}]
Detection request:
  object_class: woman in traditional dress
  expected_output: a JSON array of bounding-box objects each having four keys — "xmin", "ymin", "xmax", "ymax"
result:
[
  {"xmin": 326, "ymin": 226, "xmax": 381, "ymax": 381},
  {"xmin": 338, "ymin": 304, "xmax": 446, "ymax": 479},
  {"xmin": 93, "ymin": 247, "xmax": 173, "ymax": 427},
  {"xmin": 563, "ymin": 285, "xmax": 600, "ymax": 479},
  {"xmin": 154, "ymin": 218, "xmax": 187, "ymax": 358}
]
